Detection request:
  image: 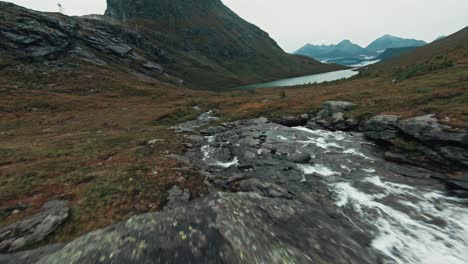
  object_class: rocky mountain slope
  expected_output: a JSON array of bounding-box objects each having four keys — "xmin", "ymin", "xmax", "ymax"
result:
[{"xmin": 0, "ymin": 1, "xmax": 342, "ymax": 90}]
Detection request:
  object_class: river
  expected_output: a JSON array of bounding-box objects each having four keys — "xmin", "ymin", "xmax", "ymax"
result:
[{"xmin": 196, "ymin": 118, "xmax": 468, "ymax": 264}]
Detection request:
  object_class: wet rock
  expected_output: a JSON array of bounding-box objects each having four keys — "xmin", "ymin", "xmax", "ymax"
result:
[
  {"xmin": 238, "ymin": 178, "xmax": 293, "ymax": 199},
  {"xmin": 308, "ymin": 101, "xmax": 358, "ymax": 131},
  {"xmin": 437, "ymin": 146, "xmax": 468, "ymax": 166},
  {"xmin": 363, "ymin": 115, "xmax": 401, "ymax": 142},
  {"xmin": 200, "ymin": 126, "xmax": 228, "ymax": 136},
  {"xmin": 0, "ymin": 243, "xmax": 63, "ymax": 264},
  {"xmin": 32, "ymin": 193, "xmax": 377, "ymax": 264},
  {"xmin": 446, "ymin": 180, "xmax": 468, "ymax": 191},
  {"xmin": 165, "ymin": 186, "xmax": 191, "ymax": 210},
  {"xmin": 288, "ymin": 152, "xmax": 311, "ymax": 163},
  {"xmin": 448, "ymin": 190, "xmax": 468, "ymax": 198},
  {"xmin": 398, "ymin": 115, "xmax": 468, "ymax": 146},
  {"xmin": 273, "ymin": 115, "xmax": 308, "ymax": 127},
  {"xmin": 362, "ymin": 114, "xmax": 468, "ymax": 169},
  {"xmin": 0, "ymin": 200, "xmax": 69, "ymax": 253}
]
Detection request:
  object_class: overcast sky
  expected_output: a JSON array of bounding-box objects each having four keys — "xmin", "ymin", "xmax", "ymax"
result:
[{"xmin": 5, "ymin": 0, "xmax": 468, "ymax": 52}]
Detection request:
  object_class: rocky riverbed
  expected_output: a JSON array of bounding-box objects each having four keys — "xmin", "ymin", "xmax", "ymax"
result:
[{"xmin": 1, "ymin": 103, "xmax": 467, "ymax": 264}]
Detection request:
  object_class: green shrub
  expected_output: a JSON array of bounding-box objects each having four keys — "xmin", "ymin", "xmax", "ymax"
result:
[
  {"xmin": 0, "ymin": 56, "xmax": 11, "ymax": 69},
  {"xmin": 394, "ymin": 54, "xmax": 454, "ymax": 81},
  {"xmin": 279, "ymin": 90, "xmax": 287, "ymax": 99}
]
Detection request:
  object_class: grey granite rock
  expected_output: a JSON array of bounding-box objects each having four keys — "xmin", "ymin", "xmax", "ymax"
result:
[{"xmin": 0, "ymin": 201, "xmax": 69, "ymax": 253}]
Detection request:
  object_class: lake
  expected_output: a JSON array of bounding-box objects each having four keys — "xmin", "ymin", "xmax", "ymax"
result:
[{"xmin": 235, "ymin": 69, "xmax": 359, "ymax": 90}]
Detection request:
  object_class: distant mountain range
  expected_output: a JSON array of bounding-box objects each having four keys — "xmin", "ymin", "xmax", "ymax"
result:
[
  {"xmin": 294, "ymin": 35, "xmax": 427, "ymax": 66},
  {"xmin": 294, "ymin": 40, "xmax": 369, "ymax": 60}
]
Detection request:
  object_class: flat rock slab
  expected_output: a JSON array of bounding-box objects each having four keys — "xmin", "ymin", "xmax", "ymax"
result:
[
  {"xmin": 0, "ymin": 200, "xmax": 69, "ymax": 253},
  {"xmin": 34, "ymin": 193, "xmax": 377, "ymax": 264}
]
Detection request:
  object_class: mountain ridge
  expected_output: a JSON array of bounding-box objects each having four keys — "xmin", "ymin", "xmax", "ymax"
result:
[
  {"xmin": 0, "ymin": 0, "xmax": 342, "ymax": 90},
  {"xmin": 294, "ymin": 34, "xmax": 427, "ymax": 66},
  {"xmin": 103, "ymin": 0, "xmax": 344, "ymax": 88}
]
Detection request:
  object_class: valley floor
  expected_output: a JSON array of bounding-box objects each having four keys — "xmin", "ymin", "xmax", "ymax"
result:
[{"xmin": 0, "ymin": 60, "xmax": 467, "ymax": 247}]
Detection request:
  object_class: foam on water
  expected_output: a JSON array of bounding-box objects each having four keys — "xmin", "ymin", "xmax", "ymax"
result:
[
  {"xmin": 292, "ymin": 126, "xmax": 468, "ymax": 263},
  {"xmin": 298, "ymin": 164, "xmax": 338, "ymax": 182},
  {"xmin": 212, "ymin": 157, "xmax": 239, "ymax": 168},
  {"xmin": 332, "ymin": 176, "xmax": 468, "ymax": 264}
]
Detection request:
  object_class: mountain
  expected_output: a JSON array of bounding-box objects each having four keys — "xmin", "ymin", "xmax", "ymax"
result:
[
  {"xmin": 294, "ymin": 40, "xmax": 378, "ymax": 66},
  {"xmin": 434, "ymin": 36, "xmax": 446, "ymax": 42},
  {"xmin": 294, "ymin": 40, "xmax": 368, "ymax": 60},
  {"xmin": 102, "ymin": 0, "xmax": 343, "ymax": 88},
  {"xmin": 365, "ymin": 34, "xmax": 427, "ymax": 52},
  {"xmin": 365, "ymin": 26, "xmax": 468, "ymax": 78},
  {"xmin": 0, "ymin": 1, "xmax": 342, "ymax": 90},
  {"xmin": 376, "ymin": 46, "xmax": 419, "ymax": 61},
  {"xmin": 295, "ymin": 35, "xmax": 428, "ymax": 66}
]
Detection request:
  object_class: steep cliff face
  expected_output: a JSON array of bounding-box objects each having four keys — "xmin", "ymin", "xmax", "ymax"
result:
[
  {"xmin": 104, "ymin": 0, "xmax": 343, "ymax": 89},
  {"xmin": 0, "ymin": 2, "xmax": 182, "ymax": 85},
  {"xmin": 106, "ymin": 0, "xmax": 279, "ymax": 58}
]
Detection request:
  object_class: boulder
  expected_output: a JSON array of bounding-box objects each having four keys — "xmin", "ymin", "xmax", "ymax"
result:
[
  {"xmin": 363, "ymin": 115, "xmax": 401, "ymax": 142},
  {"xmin": 308, "ymin": 101, "xmax": 357, "ymax": 131},
  {"xmin": 317, "ymin": 101, "xmax": 356, "ymax": 119},
  {"xmin": 398, "ymin": 115, "xmax": 468, "ymax": 146},
  {"xmin": 446, "ymin": 179, "xmax": 468, "ymax": 190},
  {"xmin": 287, "ymin": 152, "xmax": 311, "ymax": 164},
  {"xmin": 0, "ymin": 200, "xmax": 69, "ymax": 253},
  {"xmin": 273, "ymin": 115, "xmax": 308, "ymax": 127}
]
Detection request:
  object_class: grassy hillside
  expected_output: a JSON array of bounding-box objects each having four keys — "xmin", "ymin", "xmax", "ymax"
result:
[
  {"xmin": 376, "ymin": 46, "xmax": 419, "ymax": 61},
  {"xmin": 367, "ymin": 27, "xmax": 468, "ymax": 79}
]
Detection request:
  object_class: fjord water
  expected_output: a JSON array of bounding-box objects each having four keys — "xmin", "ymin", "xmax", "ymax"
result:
[
  {"xmin": 235, "ymin": 69, "xmax": 358, "ymax": 89},
  {"xmin": 199, "ymin": 120, "xmax": 468, "ymax": 263}
]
